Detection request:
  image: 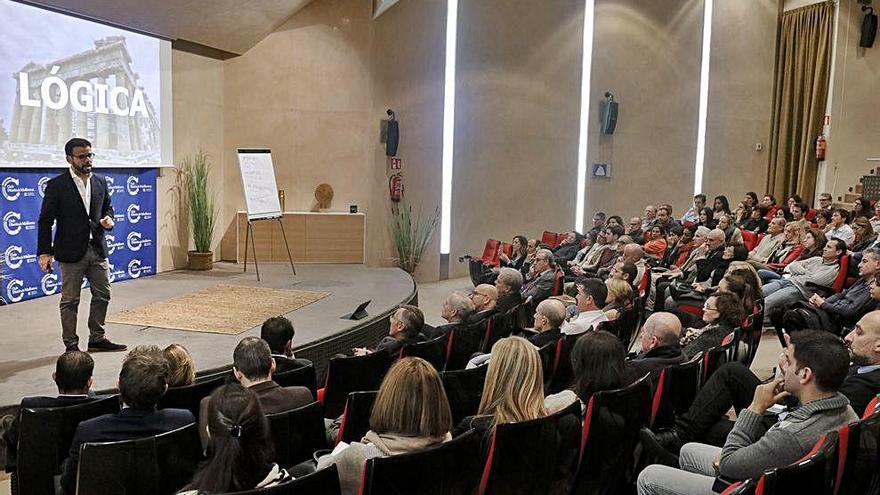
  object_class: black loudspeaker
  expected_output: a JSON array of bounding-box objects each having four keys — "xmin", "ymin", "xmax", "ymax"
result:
[
  {"xmin": 860, "ymin": 8, "xmax": 877, "ymax": 48},
  {"xmin": 601, "ymin": 100, "xmax": 618, "ymax": 135}
]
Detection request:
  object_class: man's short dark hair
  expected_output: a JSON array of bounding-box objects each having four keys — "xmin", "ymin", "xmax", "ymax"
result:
[
  {"xmin": 794, "ymin": 202, "xmax": 809, "ymax": 214},
  {"xmin": 397, "ymin": 305, "xmax": 425, "ymax": 338},
  {"xmin": 668, "ymin": 225, "xmax": 684, "ymax": 237},
  {"xmin": 118, "ymin": 346, "xmax": 170, "ymax": 409},
  {"xmin": 605, "ymin": 225, "xmax": 625, "ymax": 237},
  {"xmin": 694, "ymin": 194, "xmax": 707, "ymax": 202},
  {"xmin": 620, "ymin": 262, "xmax": 638, "ymax": 284},
  {"xmin": 576, "ymin": 277, "xmax": 607, "ymax": 308},
  {"xmin": 64, "ymin": 138, "xmax": 91, "ymax": 157},
  {"xmin": 833, "ymin": 209, "xmax": 851, "ymax": 223},
  {"xmin": 55, "ymin": 351, "xmax": 94, "ymax": 393},
  {"xmin": 260, "ymin": 316, "xmax": 294, "ymax": 354},
  {"xmin": 594, "ymin": 212, "xmax": 606, "ymax": 220},
  {"xmin": 233, "ymin": 337, "xmax": 273, "ymax": 380},
  {"xmin": 789, "ymin": 330, "xmax": 849, "ymax": 392}
]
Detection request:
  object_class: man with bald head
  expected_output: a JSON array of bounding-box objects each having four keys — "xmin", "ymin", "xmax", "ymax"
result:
[
  {"xmin": 627, "ymin": 312, "xmax": 686, "ymax": 376},
  {"xmin": 529, "ymin": 299, "xmax": 566, "ymax": 348},
  {"xmin": 842, "ymin": 310, "xmax": 880, "ymax": 414},
  {"xmin": 622, "ymin": 243, "xmax": 647, "ymax": 288},
  {"xmin": 470, "ymin": 284, "xmax": 498, "ymax": 317}
]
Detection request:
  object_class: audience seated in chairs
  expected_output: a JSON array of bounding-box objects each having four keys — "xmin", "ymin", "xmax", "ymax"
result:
[
  {"xmin": 571, "ymin": 226, "xmax": 621, "ymax": 278},
  {"xmin": 424, "ymin": 292, "xmax": 475, "ymax": 339},
  {"xmin": 315, "ymin": 357, "xmax": 452, "ymax": 495},
  {"xmin": 261, "ymin": 315, "xmax": 311, "ymax": 373},
  {"xmin": 643, "ymin": 206, "xmax": 658, "ymax": 231},
  {"xmin": 826, "ymin": 209, "xmax": 855, "ymax": 246},
  {"xmin": 741, "ymin": 206, "xmax": 768, "ymax": 234},
  {"xmin": 637, "ymin": 330, "xmax": 858, "ymax": 495},
  {"xmin": 561, "ymin": 278, "xmax": 609, "ymax": 337},
  {"xmin": 761, "ymin": 238, "xmax": 846, "ymax": 315},
  {"xmin": 494, "ymin": 268, "xmax": 524, "ymax": 314},
  {"xmin": 628, "ymin": 216, "xmax": 645, "ymax": 244},
  {"xmin": 180, "ymin": 384, "xmax": 292, "ymax": 494},
  {"xmin": 774, "ymin": 248, "xmax": 880, "ymax": 335},
  {"xmin": 652, "ymin": 227, "xmax": 710, "ymax": 312},
  {"xmin": 798, "ymin": 227, "xmax": 827, "ymax": 261},
  {"xmin": 545, "ymin": 330, "xmax": 635, "ymax": 413},
  {"xmin": 528, "ymin": 299, "xmax": 565, "ymax": 348},
  {"xmin": 200, "ymin": 337, "xmax": 312, "ymax": 446},
  {"xmin": 469, "ymin": 284, "xmax": 498, "ymax": 319},
  {"xmin": 643, "ymin": 224, "xmax": 668, "ymax": 259},
  {"xmin": 603, "ymin": 278, "xmax": 634, "ymax": 322},
  {"xmin": 627, "ymin": 312, "xmax": 686, "ymax": 377},
  {"xmin": 753, "ymin": 222, "xmax": 804, "ymax": 277},
  {"xmin": 163, "ymin": 344, "xmax": 196, "ymax": 387},
  {"xmin": 851, "ymin": 216, "xmax": 877, "ymax": 252},
  {"xmin": 789, "ymin": 201, "xmax": 811, "ymax": 229},
  {"xmin": 59, "ymin": 346, "xmax": 195, "ymax": 495},
  {"xmin": 498, "ymin": 235, "xmax": 528, "ymax": 272},
  {"xmin": 0, "ymin": 350, "xmax": 99, "ymax": 471},
  {"xmin": 660, "ymin": 226, "xmax": 693, "ymax": 270},
  {"xmin": 354, "ymin": 304, "xmax": 427, "ymax": 357},
  {"xmin": 453, "ymin": 337, "xmax": 546, "ymax": 440},
  {"xmin": 591, "ymin": 211, "xmax": 607, "ymax": 235},
  {"xmin": 552, "ymin": 231, "xmax": 584, "ymax": 265},
  {"xmin": 521, "ymin": 248, "xmax": 558, "ymax": 304},
  {"xmin": 680, "ymin": 194, "xmax": 706, "ymax": 225},
  {"xmin": 680, "ymin": 292, "xmax": 744, "ymax": 360}
]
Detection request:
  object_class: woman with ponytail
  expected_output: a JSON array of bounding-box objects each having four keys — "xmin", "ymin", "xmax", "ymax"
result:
[{"xmin": 179, "ymin": 383, "xmax": 291, "ymax": 494}]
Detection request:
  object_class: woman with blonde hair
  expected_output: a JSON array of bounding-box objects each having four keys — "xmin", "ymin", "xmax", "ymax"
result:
[
  {"xmin": 851, "ymin": 216, "xmax": 877, "ymax": 252},
  {"xmin": 163, "ymin": 343, "xmax": 196, "ymax": 387},
  {"xmin": 316, "ymin": 357, "xmax": 452, "ymax": 495},
  {"xmin": 755, "ymin": 222, "xmax": 805, "ymax": 281},
  {"xmin": 454, "ymin": 336, "xmax": 545, "ymax": 438},
  {"xmin": 603, "ymin": 278, "xmax": 634, "ymax": 321}
]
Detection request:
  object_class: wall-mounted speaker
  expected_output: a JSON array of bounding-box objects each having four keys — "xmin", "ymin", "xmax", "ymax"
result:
[
  {"xmin": 860, "ymin": 7, "xmax": 877, "ymax": 48},
  {"xmin": 601, "ymin": 92, "xmax": 618, "ymax": 135}
]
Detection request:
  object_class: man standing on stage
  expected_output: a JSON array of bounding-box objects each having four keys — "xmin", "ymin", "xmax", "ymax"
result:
[{"xmin": 37, "ymin": 138, "xmax": 127, "ymax": 353}]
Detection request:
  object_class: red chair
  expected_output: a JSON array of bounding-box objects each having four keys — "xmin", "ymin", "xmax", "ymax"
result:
[
  {"xmin": 805, "ymin": 208, "xmax": 818, "ymax": 221},
  {"xmin": 766, "ymin": 245, "xmax": 804, "ymax": 272},
  {"xmin": 649, "ymin": 352, "xmax": 703, "ymax": 428},
  {"xmin": 764, "ymin": 205, "xmax": 780, "ymax": 221},
  {"xmin": 501, "ymin": 242, "xmax": 512, "ymax": 258},
  {"xmin": 701, "ymin": 332, "xmax": 738, "ymax": 385},
  {"xmin": 541, "ymin": 231, "xmax": 560, "ymax": 248},
  {"xmin": 550, "ymin": 268, "xmax": 564, "ymax": 296},
  {"xmin": 742, "ymin": 231, "xmax": 759, "ymax": 251},
  {"xmin": 862, "ymin": 395, "xmax": 880, "ymax": 420},
  {"xmin": 751, "ymin": 432, "xmax": 838, "ymax": 495},
  {"xmin": 834, "ymin": 409, "xmax": 880, "ymax": 495},
  {"xmin": 466, "ymin": 239, "xmax": 502, "ymax": 285},
  {"xmin": 832, "ymin": 255, "xmax": 850, "ymax": 293}
]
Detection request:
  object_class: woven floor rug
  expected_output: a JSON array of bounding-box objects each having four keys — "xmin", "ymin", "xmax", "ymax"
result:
[{"xmin": 107, "ymin": 284, "xmax": 330, "ymax": 335}]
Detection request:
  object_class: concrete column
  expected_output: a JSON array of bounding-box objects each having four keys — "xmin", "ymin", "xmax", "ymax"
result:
[
  {"xmin": 43, "ymin": 107, "xmax": 58, "ymax": 146},
  {"xmin": 129, "ymin": 116, "xmax": 141, "ymax": 151},
  {"xmin": 28, "ymin": 105, "xmax": 42, "ymax": 144},
  {"xmin": 95, "ymin": 77, "xmax": 110, "ymax": 148},
  {"xmin": 15, "ymin": 106, "xmax": 32, "ymax": 143},
  {"xmin": 9, "ymin": 91, "xmax": 21, "ymax": 143},
  {"xmin": 58, "ymin": 103, "xmax": 72, "ymax": 145},
  {"xmin": 75, "ymin": 111, "xmax": 88, "ymax": 140},
  {"xmin": 114, "ymin": 72, "xmax": 131, "ymax": 152}
]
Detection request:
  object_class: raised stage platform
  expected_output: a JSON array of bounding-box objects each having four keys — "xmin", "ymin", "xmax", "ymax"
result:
[{"xmin": 0, "ymin": 263, "xmax": 416, "ymax": 408}]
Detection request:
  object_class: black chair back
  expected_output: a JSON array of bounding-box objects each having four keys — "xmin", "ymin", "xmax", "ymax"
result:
[
  {"xmin": 441, "ymin": 365, "xmax": 488, "ymax": 424},
  {"xmin": 445, "ymin": 321, "xmax": 487, "ymax": 371},
  {"xmin": 650, "ymin": 352, "xmax": 703, "ymax": 429},
  {"xmin": 538, "ymin": 339, "xmax": 560, "ymax": 388},
  {"xmin": 833, "ymin": 412, "xmax": 880, "ymax": 495},
  {"xmin": 15, "ymin": 395, "xmax": 120, "ymax": 495},
  {"xmin": 266, "ymin": 401, "xmax": 328, "ymax": 467},
  {"xmin": 213, "ymin": 464, "xmax": 341, "ymax": 494},
  {"xmin": 702, "ymin": 331, "xmax": 737, "ymax": 385},
  {"xmin": 400, "ymin": 335, "xmax": 447, "ymax": 371},
  {"xmin": 601, "ymin": 303, "xmax": 640, "ymax": 348},
  {"xmin": 158, "ymin": 374, "xmax": 225, "ymax": 417},
  {"xmin": 273, "ymin": 362, "xmax": 318, "ymax": 400},
  {"xmin": 478, "ymin": 400, "xmax": 582, "ymax": 495},
  {"xmin": 572, "ymin": 373, "xmax": 652, "ymax": 495},
  {"xmin": 76, "ymin": 423, "xmax": 202, "ymax": 495},
  {"xmin": 337, "ymin": 391, "xmax": 379, "ymax": 445},
  {"xmin": 322, "ymin": 350, "xmax": 391, "ymax": 418},
  {"xmin": 482, "ymin": 311, "xmax": 514, "ymax": 352},
  {"xmin": 758, "ymin": 431, "xmax": 838, "ymax": 495},
  {"xmin": 547, "ymin": 334, "xmax": 580, "ymax": 394},
  {"xmin": 361, "ymin": 430, "xmax": 482, "ymax": 495}
]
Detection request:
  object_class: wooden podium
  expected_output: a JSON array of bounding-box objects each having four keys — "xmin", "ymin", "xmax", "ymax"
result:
[{"xmin": 221, "ymin": 211, "xmax": 365, "ymax": 264}]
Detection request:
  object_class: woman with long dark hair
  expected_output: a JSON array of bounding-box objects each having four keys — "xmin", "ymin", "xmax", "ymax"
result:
[
  {"xmin": 499, "ymin": 235, "xmax": 529, "ymax": 271},
  {"xmin": 712, "ymin": 195, "xmax": 731, "ymax": 220},
  {"xmin": 545, "ymin": 331, "xmax": 633, "ymax": 412},
  {"xmin": 744, "ymin": 192, "xmax": 759, "ymax": 208},
  {"xmin": 696, "ymin": 207, "xmax": 717, "ymax": 230},
  {"xmin": 180, "ymin": 384, "xmax": 290, "ymax": 494}
]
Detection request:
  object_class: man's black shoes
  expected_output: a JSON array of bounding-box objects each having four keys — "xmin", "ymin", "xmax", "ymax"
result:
[
  {"xmin": 639, "ymin": 427, "xmax": 684, "ymax": 467},
  {"xmin": 87, "ymin": 340, "xmax": 128, "ymax": 352}
]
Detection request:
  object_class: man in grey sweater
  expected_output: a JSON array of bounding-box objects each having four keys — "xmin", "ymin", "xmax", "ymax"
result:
[
  {"xmin": 761, "ymin": 238, "xmax": 846, "ymax": 315},
  {"xmin": 637, "ymin": 330, "xmax": 858, "ymax": 495}
]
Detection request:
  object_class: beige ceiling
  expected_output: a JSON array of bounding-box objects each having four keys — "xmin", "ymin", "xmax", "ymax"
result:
[{"xmin": 24, "ymin": 0, "xmax": 315, "ymax": 55}]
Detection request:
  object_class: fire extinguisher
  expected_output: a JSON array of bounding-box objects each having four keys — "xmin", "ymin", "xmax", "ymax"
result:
[
  {"xmin": 816, "ymin": 134, "xmax": 827, "ymax": 161},
  {"xmin": 389, "ymin": 173, "xmax": 404, "ymax": 202}
]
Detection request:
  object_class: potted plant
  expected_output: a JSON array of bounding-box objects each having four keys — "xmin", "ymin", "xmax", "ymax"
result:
[
  {"xmin": 181, "ymin": 149, "xmax": 217, "ymax": 270},
  {"xmin": 390, "ymin": 199, "xmax": 440, "ymax": 274}
]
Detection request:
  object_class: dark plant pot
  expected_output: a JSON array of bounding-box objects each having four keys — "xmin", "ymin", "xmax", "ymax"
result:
[{"xmin": 187, "ymin": 251, "xmax": 213, "ymax": 271}]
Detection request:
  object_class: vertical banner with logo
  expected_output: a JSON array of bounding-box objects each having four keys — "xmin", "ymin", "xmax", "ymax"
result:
[{"xmin": 1, "ymin": 168, "xmax": 157, "ymax": 304}]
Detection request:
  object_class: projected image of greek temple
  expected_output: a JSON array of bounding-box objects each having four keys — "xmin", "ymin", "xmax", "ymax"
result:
[{"xmin": 2, "ymin": 36, "xmax": 160, "ymax": 167}]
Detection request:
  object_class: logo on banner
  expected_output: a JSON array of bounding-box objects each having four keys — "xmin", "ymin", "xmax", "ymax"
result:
[
  {"xmin": 105, "ymin": 176, "xmax": 124, "ymax": 196},
  {"xmin": 38, "ymin": 176, "xmax": 51, "ymax": 198},
  {"xmin": 113, "ymin": 212, "xmax": 125, "ymax": 224},
  {"xmin": 126, "ymin": 176, "xmax": 152, "ymax": 195},
  {"xmin": 105, "ymin": 234, "xmax": 124, "ymax": 255},
  {"xmin": 2, "ymin": 177, "xmax": 35, "ymax": 201},
  {"xmin": 126, "ymin": 204, "xmax": 152, "ymax": 224},
  {"xmin": 108, "ymin": 263, "xmax": 126, "ymax": 282},
  {"xmin": 3, "ymin": 211, "xmax": 36, "ymax": 235},
  {"xmin": 4, "ymin": 245, "xmax": 37, "ymax": 269},
  {"xmin": 41, "ymin": 273, "xmax": 60, "ymax": 295},
  {"xmin": 127, "ymin": 259, "xmax": 153, "ymax": 279},
  {"xmin": 126, "ymin": 231, "xmax": 152, "ymax": 252},
  {"xmin": 6, "ymin": 278, "xmax": 39, "ymax": 303}
]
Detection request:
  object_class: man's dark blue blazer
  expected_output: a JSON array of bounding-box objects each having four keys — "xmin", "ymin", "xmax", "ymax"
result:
[{"xmin": 37, "ymin": 171, "xmax": 113, "ymax": 263}]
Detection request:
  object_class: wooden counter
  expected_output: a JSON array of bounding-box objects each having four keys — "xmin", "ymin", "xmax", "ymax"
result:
[{"xmin": 220, "ymin": 211, "xmax": 365, "ymax": 263}]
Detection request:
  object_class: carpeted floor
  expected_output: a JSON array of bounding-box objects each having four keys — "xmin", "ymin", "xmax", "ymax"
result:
[{"xmin": 106, "ymin": 284, "xmax": 330, "ymax": 335}]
